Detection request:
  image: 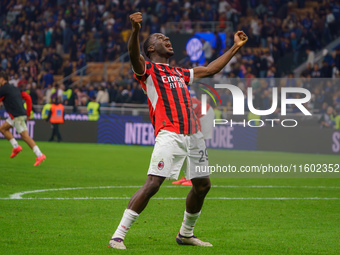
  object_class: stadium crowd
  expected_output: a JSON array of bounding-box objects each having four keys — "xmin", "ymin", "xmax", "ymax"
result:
[{"xmin": 0, "ymin": 0, "xmax": 340, "ymax": 122}]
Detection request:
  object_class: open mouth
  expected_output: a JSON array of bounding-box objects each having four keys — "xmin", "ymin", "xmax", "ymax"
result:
[{"xmin": 165, "ymin": 43, "xmax": 173, "ymax": 50}]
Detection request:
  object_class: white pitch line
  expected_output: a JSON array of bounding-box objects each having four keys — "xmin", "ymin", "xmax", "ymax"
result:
[
  {"xmin": 0, "ymin": 197, "xmax": 339, "ymax": 200},
  {"xmin": 8, "ymin": 186, "xmax": 142, "ymax": 199},
  {"xmin": 4, "ymin": 185, "xmax": 340, "ymax": 200}
]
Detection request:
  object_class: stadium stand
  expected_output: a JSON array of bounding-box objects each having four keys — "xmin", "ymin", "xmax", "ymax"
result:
[{"xmin": 0, "ymin": 0, "xmax": 339, "ymax": 120}]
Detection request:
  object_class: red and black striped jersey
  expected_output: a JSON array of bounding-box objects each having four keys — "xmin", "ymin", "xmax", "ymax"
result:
[{"xmin": 134, "ymin": 61, "xmax": 200, "ymax": 136}]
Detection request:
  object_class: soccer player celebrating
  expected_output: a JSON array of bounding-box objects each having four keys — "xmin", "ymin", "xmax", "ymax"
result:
[
  {"xmin": 109, "ymin": 12, "xmax": 247, "ymax": 249},
  {"xmin": 0, "ymin": 71, "xmax": 46, "ymax": 166}
]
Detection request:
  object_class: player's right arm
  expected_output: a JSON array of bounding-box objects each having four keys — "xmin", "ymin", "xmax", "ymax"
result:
[{"xmin": 128, "ymin": 12, "xmax": 145, "ymax": 76}]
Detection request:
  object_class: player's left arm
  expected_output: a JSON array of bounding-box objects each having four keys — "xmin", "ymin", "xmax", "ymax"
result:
[
  {"xmin": 193, "ymin": 31, "xmax": 248, "ymax": 79},
  {"xmin": 21, "ymin": 91, "xmax": 32, "ymax": 119}
]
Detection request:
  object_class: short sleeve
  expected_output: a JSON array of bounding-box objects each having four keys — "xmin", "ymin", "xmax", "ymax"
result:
[
  {"xmin": 133, "ymin": 61, "xmax": 152, "ymax": 83},
  {"xmin": 177, "ymin": 67, "xmax": 194, "ymax": 86},
  {"xmin": 132, "ymin": 62, "xmax": 146, "ymax": 77}
]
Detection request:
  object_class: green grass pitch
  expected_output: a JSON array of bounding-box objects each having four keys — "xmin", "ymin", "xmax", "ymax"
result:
[{"xmin": 0, "ymin": 140, "xmax": 339, "ymax": 255}]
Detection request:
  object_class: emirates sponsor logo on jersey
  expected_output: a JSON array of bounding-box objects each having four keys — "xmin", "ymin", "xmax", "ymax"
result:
[{"xmin": 161, "ymin": 75, "xmax": 186, "ymax": 89}]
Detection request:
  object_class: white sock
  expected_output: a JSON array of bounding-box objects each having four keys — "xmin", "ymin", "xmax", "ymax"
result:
[
  {"xmin": 112, "ymin": 209, "xmax": 139, "ymax": 240},
  {"xmin": 32, "ymin": 145, "xmax": 43, "ymax": 157},
  {"xmin": 9, "ymin": 138, "xmax": 18, "ymax": 149},
  {"xmin": 179, "ymin": 211, "xmax": 201, "ymax": 237}
]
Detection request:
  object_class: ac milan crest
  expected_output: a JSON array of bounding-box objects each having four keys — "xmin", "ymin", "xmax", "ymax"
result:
[{"xmin": 158, "ymin": 160, "xmax": 164, "ymax": 170}]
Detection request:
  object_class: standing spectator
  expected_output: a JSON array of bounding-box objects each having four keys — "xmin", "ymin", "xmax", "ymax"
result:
[
  {"xmin": 97, "ymin": 37, "xmax": 105, "ymax": 62},
  {"xmin": 10, "ymin": 73, "xmax": 20, "ymax": 87},
  {"xmin": 306, "ymin": 48, "xmax": 315, "ymax": 66},
  {"xmin": 115, "ymin": 85, "xmax": 130, "ymax": 103},
  {"xmin": 63, "ymin": 59, "xmax": 73, "ymax": 89},
  {"xmin": 87, "ymin": 84, "xmax": 96, "ymax": 99},
  {"xmin": 50, "ymin": 83, "xmax": 64, "ymax": 103},
  {"xmin": 70, "ymin": 34, "xmax": 78, "ymax": 62},
  {"xmin": 85, "ymin": 32, "xmax": 99, "ymax": 61},
  {"xmin": 259, "ymin": 51, "xmax": 268, "ymax": 78},
  {"xmin": 201, "ymin": 38, "xmax": 213, "ymax": 63},
  {"xmin": 106, "ymin": 36, "xmax": 117, "ymax": 61},
  {"xmin": 44, "ymin": 27, "xmax": 52, "ymax": 47},
  {"xmin": 311, "ymin": 64, "xmax": 321, "ymax": 78},
  {"xmin": 218, "ymin": 0, "xmax": 230, "ymax": 14},
  {"xmin": 290, "ymin": 32, "xmax": 299, "ymax": 66},
  {"xmin": 212, "ymin": 31, "xmax": 223, "ymax": 60},
  {"xmin": 319, "ymin": 106, "xmax": 336, "ymax": 128},
  {"xmin": 66, "ymin": 86, "xmax": 78, "ymax": 113},
  {"xmin": 130, "ymin": 83, "xmax": 146, "ymax": 104},
  {"xmin": 51, "ymin": 48, "xmax": 62, "ymax": 74},
  {"xmin": 326, "ymin": 8, "xmax": 336, "ymax": 39},
  {"xmin": 334, "ymin": 91, "xmax": 340, "ymax": 112},
  {"xmin": 35, "ymin": 84, "xmax": 45, "ymax": 105},
  {"xmin": 52, "ymin": 27, "xmax": 63, "ymax": 47},
  {"xmin": 313, "ymin": 87, "xmax": 325, "ymax": 111},
  {"xmin": 302, "ymin": 63, "xmax": 312, "ymax": 77},
  {"xmin": 44, "ymin": 84, "xmax": 53, "ymax": 104},
  {"xmin": 76, "ymin": 51, "xmax": 86, "ymax": 76},
  {"xmin": 320, "ymin": 60, "xmax": 332, "ymax": 78},
  {"xmin": 96, "ymin": 85, "xmax": 109, "ymax": 106},
  {"xmin": 335, "ymin": 47, "xmax": 340, "ymax": 71},
  {"xmin": 63, "ymin": 23, "xmax": 73, "ymax": 54},
  {"xmin": 27, "ymin": 81, "xmax": 38, "ymax": 105},
  {"xmin": 42, "ymin": 69, "xmax": 54, "ymax": 89},
  {"xmin": 107, "ymin": 83, "xmax": 118, "ymax": 103},
  {"xmin": 251, "ymin": 17, "xmax": 261, "ymax": 46},
  {"xmin": 27, "ymin": 59, "xmax": 38, "ymax": 82},
  {"xmin": 1, "ymin": 52, "xmax": 8, "ymax": 70}
]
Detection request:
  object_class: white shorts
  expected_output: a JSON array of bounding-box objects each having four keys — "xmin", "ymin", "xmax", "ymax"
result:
[
  {"xmin": 6, "ymin": 116, "xmax": 27, "ymax": 134},
  {"xmin": 200, "ymin": 107, "xmax": 215, "ymax": 140},
  {"xmin": 148, "ymin": 130, "xmax": 210, "ymax": 180}
]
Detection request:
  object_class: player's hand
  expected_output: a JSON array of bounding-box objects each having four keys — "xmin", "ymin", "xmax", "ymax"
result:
[
  {"xmin": 130, "ymin": 12, "xmax": 142, "ymax": 31},
  {"xmin": 26, "ymin": 116, "xmax": 30, "ymax": 121},
  {"xmin": 234, "ymin": 31, "xmax": 248, "ymax": 47}
]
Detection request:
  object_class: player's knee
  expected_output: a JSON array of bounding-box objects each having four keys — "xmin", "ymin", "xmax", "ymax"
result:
[
  {"xmin": 0, "ymin": 124, "xmax": 7, "ymax": 133},
  {"xmin": 194, "ymin": 179, "xmax": 211, "ymax": 196},
  {"xmin": 143, "ymin": 180, "xmax": 161, "ymax": 198}
]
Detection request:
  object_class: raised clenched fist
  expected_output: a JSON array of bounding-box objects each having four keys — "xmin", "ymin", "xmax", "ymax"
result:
[
  {"xmin": 234, "ymin": 31, "xmax": 248, "ymax": 47},
  {"xmin": 130, "ymin": 12, "xmax": 142, "ymax": 30}
]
